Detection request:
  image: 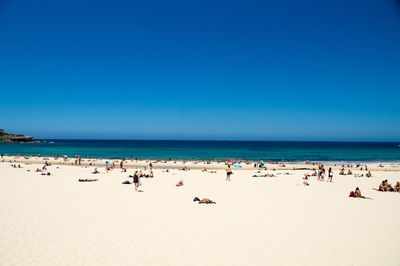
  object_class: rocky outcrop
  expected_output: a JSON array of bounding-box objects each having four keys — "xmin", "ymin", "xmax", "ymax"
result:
[{"xmin": 0, "ymin": 129, "xmax": 47, "ymax": 143}]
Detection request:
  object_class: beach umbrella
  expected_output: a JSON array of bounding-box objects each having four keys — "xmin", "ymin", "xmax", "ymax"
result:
[
  {"xmin": 259, "ymin": 160, "xmax": 264, "ymax": 164},
  {"xmin": 228, "ymin": 159, "xmax": 234, "ymax": 163}
]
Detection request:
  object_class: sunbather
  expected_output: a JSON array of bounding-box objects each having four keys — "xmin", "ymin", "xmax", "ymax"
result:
[
  {"xmin": 395, "ymin": 182, "xmax": 400, "ymax": 192},
  {"xmin": 193, "ymin": 197, "xmax": 216, "ymax": 204}
]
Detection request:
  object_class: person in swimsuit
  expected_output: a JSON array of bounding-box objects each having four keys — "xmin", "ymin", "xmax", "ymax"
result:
[
  {"xmin": 379, "ymin": 180, "xmax": 386, "ymax": 192},
  {"xmin": 133, "ymin": 172, "xmax": 139, "ymax": 192},
  {"xmin": 354, "ymin": 187, "xmax": 362, "ymax": 198},
  {"xmin": 193, "ymin": 197, "xmax": 216, "ymax": 204},
  {"xmin": 394, "ymin": 182, "xmax": 400, "ymax": 192},
  {"xmin": 226, "ymin": 165, "xmax": 232, "ymax": 181},
  {"xmin": 327, "ymin": 167, "xmax": 333, "ymax": 182}
]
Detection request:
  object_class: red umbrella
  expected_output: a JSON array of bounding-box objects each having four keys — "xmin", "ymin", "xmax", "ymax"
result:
[{"xmin": 228, "ymin": 159, "xmax": 234, "ymax": 163}]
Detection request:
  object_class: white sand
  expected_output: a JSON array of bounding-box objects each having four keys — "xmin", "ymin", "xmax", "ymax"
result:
[{"xmin": 0, "ymin": 161, "xmax": 399, "ymax": 265}]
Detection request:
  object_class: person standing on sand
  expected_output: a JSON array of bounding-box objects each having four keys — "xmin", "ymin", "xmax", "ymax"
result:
[
  {"xmin": 133, "ymin": 171, "xmax": 139, "ymax": 192},
  {"xmin": 317, "ymin": 166, "xmax": 322, "ymax": 181},
  {"xmin": 327, "ymin": 167, "xmax": 333, "ymax": 182},
  {"xmin": 226, "ymin": 164, "xmax": 232, "ymax": 181}
]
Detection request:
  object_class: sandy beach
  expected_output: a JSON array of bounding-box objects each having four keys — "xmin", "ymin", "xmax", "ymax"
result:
[{"xmin": 1, "ymin": 158, "xmax": 400, "ymax": 265}]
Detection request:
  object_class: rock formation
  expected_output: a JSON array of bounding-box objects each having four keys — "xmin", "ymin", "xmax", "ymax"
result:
[{"xmin": 0, "ymin": 129, "xmax": 47, "ymax": 143}]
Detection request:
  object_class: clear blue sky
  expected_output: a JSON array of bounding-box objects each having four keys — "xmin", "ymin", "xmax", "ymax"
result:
[{"xmin": 1, "ymin": 0, "xmax": 400, "ymax": 141}]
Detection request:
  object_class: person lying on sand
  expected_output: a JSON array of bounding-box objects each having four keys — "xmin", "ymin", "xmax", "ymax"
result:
[
  {"xmin": 41, "ymin": 172, "xmax": 51, "ymax": 176},
  {"xmin": 176, "ymin": 180, "xmax": 184, "ymax": 187},
  {"xmin": 79, "ymin": 179, "xmax": 98, "ymax": 182},
  {"xmin": 193, "ymin": 197, "xmax": 216, "ymax": 204}
]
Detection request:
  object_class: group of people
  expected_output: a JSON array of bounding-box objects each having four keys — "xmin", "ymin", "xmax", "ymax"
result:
[
  {"xmin": 305, "ymin": 165, "xmax": 333, "ymax": 182},
  {"xmin": 378, "ymin": 180, "xmax": 400, "ymax": 192}
]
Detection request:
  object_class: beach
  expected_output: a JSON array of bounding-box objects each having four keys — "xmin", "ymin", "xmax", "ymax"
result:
[{"xmin": 0, "ymin": 157, "xmax": 399, "ymax": 266}]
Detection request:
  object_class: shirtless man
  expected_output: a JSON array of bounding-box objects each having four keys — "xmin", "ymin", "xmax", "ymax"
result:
[
  {"xmin": 379, "ymin": 180, "xmax": 387, "ymax": 192},
  {"xmin": 193, "ymin": 197, "xmax": 216, "ymax": 204},
  {"xmin": 354, "ymin": 187, "xmax": 362, "ymax": 198},
  {"xmin": 394, "ymin": 182, "xmax": 400, "ymax": 192}
]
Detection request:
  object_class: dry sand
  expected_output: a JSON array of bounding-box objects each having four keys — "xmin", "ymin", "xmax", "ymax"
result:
[{"xmin": 0, "ymin": 160, "xmax": 399, "ymax": 265}]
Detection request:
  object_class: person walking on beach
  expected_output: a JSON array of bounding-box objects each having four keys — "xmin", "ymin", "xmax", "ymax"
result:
[
  {"xmin": 317, "ymin": 166, "xmax": 322, "ymax": 181},
  {"xmin": 327, "ymin": 167, "xmax": 333, "ymax": 182},
  {"xmin": 226, "ymin": 165, "xmax": 232, "ymax": 181},
  {"xmin": 133, "ymin": 171, "xmax": 139, "ymax": 192}
]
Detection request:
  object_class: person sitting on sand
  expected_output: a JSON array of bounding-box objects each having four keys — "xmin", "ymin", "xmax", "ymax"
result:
[
  {"xmin": 349, "ymin": 187, "xmax": 368, "ymax": 198},
  {"xmin": 311, "ymin": 171, "xmax": 317, "ymax": 176},
  {"xmin": 366, "ymin": 171, "xmax": 372, "ymax": 178},
  {"xmin": 193, "ymin": 197, "xmax": 216, "ymax": 204},
  {"xmin": 339, "ymin": 169, "xmax": 345, "ymax": 175},
  {"xmin": 176, "ymin": 180, "xmax": 184, "ymax": 187},
  {"xmin": 347, "ymin": 170, "xmax": 352, "ymax": 175},
  {"xmin": 303, "ymin": 176, "xmax": 309, "ymax": 186},
  {"xmin": 354, "ymin": 187, "xmax": 362, "ymax": 198},
  {"xmin": 379, "ymin": 180, "xmax": 387, "ymax": 192},
  {"xmin": 35, "ymin": 168, "xmax": 42, "ymax": 172},
  {"xmin": 202, "ymin": 168, "xmax": 207, "ymax": 172},
  {"xmin": 394, "ymin": 182, "xmax": 400, "ymax": 192},
  {"xmin": 385, "ymin": 180, "xmax": 395, "ymax": 192},
  {"xmin": 92, "ymin": 168, "xmax": 100, "ymax": 174}
]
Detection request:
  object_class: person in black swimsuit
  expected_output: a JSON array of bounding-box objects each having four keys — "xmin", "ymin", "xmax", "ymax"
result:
[{"xmin": 133, "ymin": 171, "xmax": 139, "ymax": 192}]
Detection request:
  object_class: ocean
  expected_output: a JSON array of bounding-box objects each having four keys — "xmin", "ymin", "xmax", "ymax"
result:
[{"xmin": 1, "ymin": 140, "xmax": 400, "ymax": 162}]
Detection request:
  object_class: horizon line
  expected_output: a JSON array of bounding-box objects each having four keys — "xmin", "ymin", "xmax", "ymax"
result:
[{"xmin": 36, "ymin": 138, "xmax": 400, "ymax": 143}]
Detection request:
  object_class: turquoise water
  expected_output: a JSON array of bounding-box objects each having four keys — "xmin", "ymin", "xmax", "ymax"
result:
[{"xmin": 0, "ymin": 140, "xmax": 400, "ymax": 162}]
